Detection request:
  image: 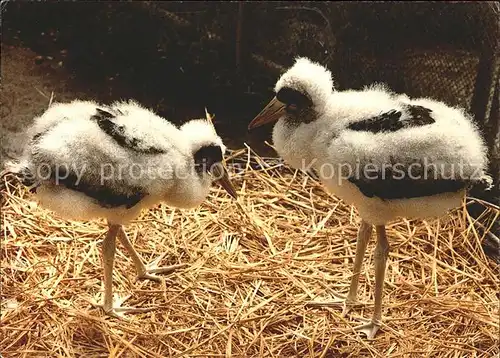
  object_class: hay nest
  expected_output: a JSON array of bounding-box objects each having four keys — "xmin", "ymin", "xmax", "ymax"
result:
[{"xmin": 1, "ymin": 147, "xmax": 499, "ymax": 357}]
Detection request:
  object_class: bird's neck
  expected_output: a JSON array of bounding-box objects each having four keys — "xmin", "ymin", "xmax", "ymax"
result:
[{"xmin": 272, "ymin": 119, "xmax": 320, "ymax": 171}]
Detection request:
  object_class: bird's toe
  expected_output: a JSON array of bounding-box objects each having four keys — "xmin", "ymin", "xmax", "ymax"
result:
[
  {"xmin": 137, "ymin": 271, "xmax": 164, "ymax": 282},
  {"xmin": 306, "ymin": 292, "xmax": 346, "ymax": 307},
  {"xmin": 306, "ymin": 293, "xmax": 360, "ymax": 317},
  {"xmin": 341, "ymin": 300, "xmax": 355, "ymax": 317},
  {"xmin": 143, "ymin": 262, "xmax": 188, "ymax": 276},
  {"xmin": 102, "ymin": 306, "xmax": 156, "ymax": 320},
  {"xmin": 91, "ymin": 294, "xmax": 156, "ymax": 319},
  {"xmin": 352, "ymin": 318, "xmax": 381, "ymax": 339},
  {"xmin": 104, "ymin": 307, "xmax": 129, "ymax": 320},
  {"xmin": 111, "ymin": 305, "xmax": 156, "ymax": 316}
]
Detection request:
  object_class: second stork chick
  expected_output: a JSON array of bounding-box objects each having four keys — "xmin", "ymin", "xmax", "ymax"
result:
[
  {"xmin": 5, "ymin": 99, "xmax": 237, "ymax": 318},
  {"xmin": 248, "ymin": 57, "xmax": 492, "ymax": 338}
]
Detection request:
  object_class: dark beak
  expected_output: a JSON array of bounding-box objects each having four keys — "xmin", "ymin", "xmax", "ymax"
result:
[
  {"xmin": 211, "ymin": 164, "xmax": 238, "ymax": 199},
  {"xmin": 248, "ymin": 96, "xmax": 285, "ymax": 130}
]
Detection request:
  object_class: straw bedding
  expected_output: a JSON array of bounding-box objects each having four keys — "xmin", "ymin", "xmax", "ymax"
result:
[{"xmin": 1, "ymin": 146, "xmax": 499, "ymax": 357}]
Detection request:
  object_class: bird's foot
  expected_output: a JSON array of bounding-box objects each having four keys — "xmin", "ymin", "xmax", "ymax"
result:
[
  {"xmin": 137, "ymin": 255, "xmax": 187, "ymax": 282},
  {"xmin": 92, "ymin": 294, "xmax": 156, "ymax": 320},
  {"xmin": 352, "ymin": 317, "xmax": 381, "ymax": 340},
  {"xmin": 306, "ymin": 293, "xmax": 359, "ymax": 317}
]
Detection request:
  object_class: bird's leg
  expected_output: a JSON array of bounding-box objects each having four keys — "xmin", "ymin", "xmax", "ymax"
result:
[
  {"xmin": 101, "ymin": 224, "xmax": 118, "ymax": 315},
  {"xmin": 306, "ymin": 221, "xmax": 372, "ymax": 315},
  {"xmin": 95, "ymin": 224, "xmax": 156, "ymax": 319},
  {"xmin": 115, "ymin": 225, "xmax": 186, "ymax": 282},
  {"xmin": 342, "ymin": 220, "xmax": 373, "ymax": 316},
  {"xmin": 353, "ymin": 225, "xmax": 389, "ymax": 339}
]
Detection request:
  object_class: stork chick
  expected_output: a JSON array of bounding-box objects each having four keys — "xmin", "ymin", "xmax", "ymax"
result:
[
  {"xmin": 248, "ymin": 57, "xmax": 491, "ymax": 338},
  {"xmin": 5, "ymin": 99, "xmax": 237, "ymax": 318}
]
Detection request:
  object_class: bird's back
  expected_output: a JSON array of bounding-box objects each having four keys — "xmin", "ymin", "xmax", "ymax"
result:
[{"xmin": 314, "ymin": 87, "xmax": 489, "ymax": 184}]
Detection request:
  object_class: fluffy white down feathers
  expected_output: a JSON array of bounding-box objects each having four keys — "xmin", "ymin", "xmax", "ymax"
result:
[
  {"xmin": 271, "ymin": 57, "xmax": 491, "ymax": 224},
  {"xmin": 11, "ymin": 100, "xmax": 227, "ymax": 224},
  {"xmin": 275, "ymin": 57, "xmax": 334, "ymax": 114}
]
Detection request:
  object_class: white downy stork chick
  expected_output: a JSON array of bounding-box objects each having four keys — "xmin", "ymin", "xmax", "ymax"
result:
[
  {"xmin": 248, "ymin": 57, "xmax": 492, "ymax": 339},
  {"xmin": 5, "ymin": 99, "xmax": 237, "ymax": 318}
]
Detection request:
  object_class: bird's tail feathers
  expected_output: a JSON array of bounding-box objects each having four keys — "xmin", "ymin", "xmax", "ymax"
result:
[
  {"xmin": 1, "ymin": 160, "xmax": 39, "ymax": 193},
  {"xmin": 473, "ymin": 174, "xmax": 494, "ymax": 192},
  {"xmin": 467, "ymin": 173, "xmax": 499, "ymax": 210}
]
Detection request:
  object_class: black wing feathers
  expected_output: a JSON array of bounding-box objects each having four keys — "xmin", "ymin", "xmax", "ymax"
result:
[
  {"xmin": 348, "ymin": 105, "xmax": 435, "ymax": 134},
  {"xmin": 348, "ymin": 164, "xmax": 467, "ymax": 200},
  {"xmin": 348, "ymin": 109, "xmax": 403, "ymax": 133},
  {"xmin": 406, "ymin": 105, "xmax": 434, "ymax": 126},
  {"xmin": 349, "ymin": 176, "xmax": 467, "ymax": 200},
  {"xmin": 52, "ymin": 165, "xmax": 146, "ymax": 208},
  {"xmin": 92, "ymin": 108, "xmax": 166, "ymax": 154}
]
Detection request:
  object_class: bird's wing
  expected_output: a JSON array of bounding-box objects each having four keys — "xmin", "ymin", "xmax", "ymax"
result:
[
  {"xmin": 53, "ymin": 165, "xmax": 147, "ymax": 208},
  {"xmin": 28, "ymin": 153, "xmax": 148, "ymax": 208},
  {"xmin": 332, "ymin": 104, "xmax": 477, "ymax": 200},
  {"xmin": 27, "ymin": 109, "xmax": 151, "ymax": 208},
  {"xmin": 346, "ymin": 104, "xmax": 435, "ymax": 133},
  {"xmin": 92, "ymin": 108, "xmax": 168, "ymax": 154},
  {"xmin": 6, "ymin": 154, "xmax": 146, "ymax": 208},
  {"xmin": 346, "ymin": 168, "xmax": 467, "ymax": 200}
]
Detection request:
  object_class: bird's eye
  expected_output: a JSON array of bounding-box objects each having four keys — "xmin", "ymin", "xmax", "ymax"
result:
[{"xmin": 286, "ymin": 104, "xmax": 298, "ymax": 113}]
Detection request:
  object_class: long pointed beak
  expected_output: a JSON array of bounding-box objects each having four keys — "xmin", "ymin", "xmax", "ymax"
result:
[
  {"xmin": 211, "ymin": 163, "xmax": 238, "ymax": 199},
  {"xmin": 248, "ymin": 96, "xmax": 285, "ymax": 130}
]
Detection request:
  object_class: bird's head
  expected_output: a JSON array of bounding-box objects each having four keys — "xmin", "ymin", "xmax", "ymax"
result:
[
  {"xmin": 180, "ymin": 118, "xmax": 238, "ymax": 199},
  {"xmin": 248, "ymin": 57, "xmax": 334, "ymax": 130}
]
